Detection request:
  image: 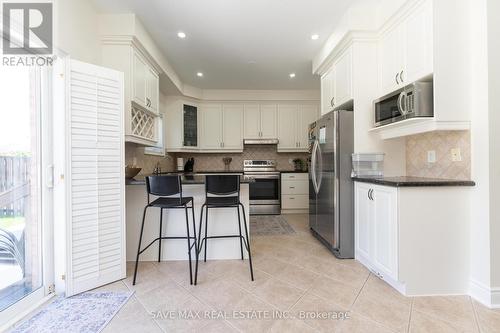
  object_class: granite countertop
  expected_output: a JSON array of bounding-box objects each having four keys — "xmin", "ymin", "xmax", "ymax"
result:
[
  {"xmin": 126, "ymin": 173, "xmax": 251, "ymax": 185},
  {"xmin": 280, "ymin": 170, "xmax": 309, "ymax": 174},
  {"xmin": 352, "ymin": 176, "xmax": 476, "ymax": 187}
]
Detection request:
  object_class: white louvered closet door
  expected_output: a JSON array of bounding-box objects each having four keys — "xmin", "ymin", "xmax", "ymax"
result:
[{"xmin": 66, "ymin": 59, "xmax": 125, "ymax": 296}]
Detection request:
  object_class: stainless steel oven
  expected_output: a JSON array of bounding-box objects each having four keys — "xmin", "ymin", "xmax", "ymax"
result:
[
  {"xmin": 243, "ymin": 160, "xmax": 281, "ymax": 215},
  {"xmin": 374, "ymin": 81, "xmax": 433, "ymax": 127}
]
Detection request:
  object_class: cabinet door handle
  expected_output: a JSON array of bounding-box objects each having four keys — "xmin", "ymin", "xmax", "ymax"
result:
[
  {"xmin": 289, "ymin": 197, "xmax": 295, "ymax": 200},
  {"xmin": 395, "ymin": 73, "xmax": 400, "ymax": 85},
  {"xmin": 368, "ymin": 189, "xmax": 373, "ymax": 200},
  {"xmin": 289, "ymin": 186, "xmax": 295, "ymax": 189},
  {"xmin": 400, "ymin": 70, "xmax": 404, "ymax": 83}
]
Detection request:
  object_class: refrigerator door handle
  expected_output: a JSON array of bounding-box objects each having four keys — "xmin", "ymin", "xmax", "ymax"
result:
[
  {"xmin": 316, "ymin": 142, "xmax": 324, "ymax": 192},
  {"xmin": 311, "ymin": 140, "xmax": 319, "ymax": 194}
]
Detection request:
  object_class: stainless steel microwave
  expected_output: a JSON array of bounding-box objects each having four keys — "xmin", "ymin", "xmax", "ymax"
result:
[{"xmin": 374, "ymin": 81, "xmax": 434, "ymax": 127}]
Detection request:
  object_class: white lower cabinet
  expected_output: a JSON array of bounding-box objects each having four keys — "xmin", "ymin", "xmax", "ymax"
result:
[
  {"xmin": 355, "ymin": 182, "xmax": 399, "ymax": 284},
  {"xmin": 281, "ymin": 173, "xmax": 309, "ymax": 212},
  {"xmin": 354, "ymin": 181, "xmax": 472, "ymax": 296}
]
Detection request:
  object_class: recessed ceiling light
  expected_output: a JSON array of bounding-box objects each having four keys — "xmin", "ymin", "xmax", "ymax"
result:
[
  {"xmin": 177, "ymin": 31, "xmax": 186, "ymax": 39},
  {"xmin": 197, "ymin": 72, "xmax": 203, "ymax": 77},
  {"xmin": 289, "ymin": 73, "xmax": 296, "ymax": 78},
  {"xmin": 311, "ymin": 34, "xmax": 320, "ymax": 40}
]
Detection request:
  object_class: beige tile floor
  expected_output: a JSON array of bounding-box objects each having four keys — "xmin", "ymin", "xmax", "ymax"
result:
[{"xmin": 14, "ymin": 214, "xmax": 500, "ymax": 332}]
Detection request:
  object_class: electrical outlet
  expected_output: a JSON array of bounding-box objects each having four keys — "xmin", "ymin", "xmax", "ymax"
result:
[
  {"xmin": 451, "ymin": 148, "xmax": 462, "ymax": 162},
  {"xmin": 289, "ymin": 159, "xmax": 294, "ymax": 165},
  {"xmin": 427, "ymin": 150, "xmax": 436, "ymax": 163}
]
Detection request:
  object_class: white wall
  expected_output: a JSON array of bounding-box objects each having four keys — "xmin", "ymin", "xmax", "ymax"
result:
[
  {"xmin": 487, "ymin": 0, "xmax": 500, "ymax": 293},
  {"xmin": 55, "ymin": 0, "xmax": 101, "ymax": 64},
  {"xmin": 468, "ymin": 0, "xmax": 492, "ymax": 303},
  {"xmin": 467, "ymin": 0, "xmax": 500, "ymax": 307}
]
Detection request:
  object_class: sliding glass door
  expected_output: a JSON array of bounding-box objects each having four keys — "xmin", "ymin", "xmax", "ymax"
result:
[{"xmin": 0, "ymin": 65, "xmax": 53, "ymax": 324}]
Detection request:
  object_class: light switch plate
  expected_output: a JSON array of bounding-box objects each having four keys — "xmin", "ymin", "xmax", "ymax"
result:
[
  {"xmin": 427, "ymin": 150, "xmax": 436, "ymax": 163},
  {"xmin": 451, "ymin": 148, "xmax": 462, "ymax": 162}
]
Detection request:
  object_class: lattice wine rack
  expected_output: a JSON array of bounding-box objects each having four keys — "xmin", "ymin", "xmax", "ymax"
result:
[{"xmin": 131, "ymin": 107, "xmax": 155, "ymax": 140}]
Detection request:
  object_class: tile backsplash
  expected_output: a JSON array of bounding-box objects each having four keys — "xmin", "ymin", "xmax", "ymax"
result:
[
  {"xmin": 406, "ymin": 131, "xmax": 471, "ymax": 180},
  {"xmin": 175, "ymin": 145, "xmax": 310, "ymax": 172},
  {"xmin": 125, "ymin": 143, "xmax": 175, "ymax": 176},
  {"xmin": 125, "ymin": 144, "xmax": 309, "ymax": 175}
]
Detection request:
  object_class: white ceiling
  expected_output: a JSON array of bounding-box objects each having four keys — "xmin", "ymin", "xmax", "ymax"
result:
[{"xmin": 92, "ymin": 0, "xmax": 357, "ymax": 90}]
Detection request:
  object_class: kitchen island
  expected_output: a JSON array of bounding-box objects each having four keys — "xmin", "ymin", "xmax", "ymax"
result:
[{"xmin": 126, "ymin": 174, "xmax": 250, "ymax": 261}]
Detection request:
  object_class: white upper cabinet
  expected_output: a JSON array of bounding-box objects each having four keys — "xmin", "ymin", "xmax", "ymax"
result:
[
  {"xmin": 333, "ymin": 48, "xmax": 353, "ymax": 107},
  {"xmin": 165, "ymin": 99, "xmax": 200, "ymax": 152},
  {"xmin": 277, "ymin": 105, "xmax": 298, "ymax": 150},
  {"xmin": 379, "ymin": 25, "xmax": 405, "ymax": 94},
  {"xmin": 320, "ymin": 47, "xmax": 353, "ymax": 115},
  {"xmin": 146, "ymin": 67, "xmax": 159, "ymax": 113},
  {"xmin": 378, "ymin": 0, "xmax": 433, "ymax": 96},
  {"xmin": 201, "ymin": 104, "xmax": 223, "ymax": 150},
  {"xmin": 201, "ymin": 104, "xmax": 243, "ymax": 152},
  {"xmin": 243, "ymin": 104, "xmax": 260, "ymax": 139},
  {"xmin": 404, "ymin": 0, "xmax": 433, "ymax": 84},
  {"xmin": 260, "ymin": 104, "xmax": 278, "ymax": 138},
  {"xmin": 132, "ymin": 50, "xmax": 159, "ymax": 114},
  {"xmin": 132, "ymin": 52, "xmax": 147, "ymax": 107},
  {"xmin": 222, "ymin": 104, "xmax": 244, "ymax": 150},
  {"xmin": 278, "ymin": 104, "xmax": 318, "ymax": 152},
  {"xmin": 321, "ymin": 68, "xmax": 334, "ymax": 116},
  {"xmin": 243, "ymin": 104, "xmax": 278, "ymax": 139},
  {"xmin": 102, "ymin": 42, "xmax": 160, "ymax": 146}
]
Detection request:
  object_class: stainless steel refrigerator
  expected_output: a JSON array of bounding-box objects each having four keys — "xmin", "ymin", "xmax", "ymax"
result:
[{"xmin": 309, "ymin": 109, "xmax": 354, "ymax": 259}]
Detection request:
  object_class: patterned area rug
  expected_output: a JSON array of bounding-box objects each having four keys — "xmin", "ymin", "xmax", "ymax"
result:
[
  {"xmin": 12, "ymin": 291, "xmax": 133, "ymax": 333},
  {"xmin": 250, "ymin": 215, "xmax": 296, "ymax": 236}
]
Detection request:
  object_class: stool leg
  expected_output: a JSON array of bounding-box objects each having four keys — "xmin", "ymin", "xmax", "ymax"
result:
[
  {"xmin": 236, "ymin": 206, "xmax": 244, "ymax": 260},
  {"xmin": 240, "ymin": 203, "xmax": 254, "ymax": 281},
  {"xmin": 189, "ymin": 204, "xmax": 198, "ymax": 282},
  {"xmin": 191, "ymin": 204, "xmax": 197, "ymax": 256},
  {"xmin": 195, "ymin": 204, "xmax": 205, "ymax": 285},
  {"xmin": 158, "ymin": 208, "xmax": 163, "ymax": 262},
  {"xmin": 185, "ymin": 206, "xmax": 193, "ymax": 285},
  {"xmin": 204, "ymin": 206, "xmax": 209, "ymax": 262},
  {"xmin": 133, "ymin": 206, "xmax": 148, "ymax": 285}
]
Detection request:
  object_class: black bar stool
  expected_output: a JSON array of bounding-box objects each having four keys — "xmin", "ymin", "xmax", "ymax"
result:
[
  {"xmin": 133, "ymin": 175, "xmax": 197, "ymax": 285},
  {"xmin": 194, "ymin": 175, "xmax": 254, "ymax": 285}
]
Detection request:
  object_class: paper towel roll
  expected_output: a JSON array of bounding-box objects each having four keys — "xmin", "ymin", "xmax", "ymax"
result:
[{"xmin": 177, "ymin": 158, "xmax": 184, "ymax": 171}]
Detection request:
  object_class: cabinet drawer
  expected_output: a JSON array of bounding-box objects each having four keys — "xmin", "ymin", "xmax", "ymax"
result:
[
  {"xmin": 282, "ymin": 194, "xmax": 308, "ymax": 209},
  {"xmin": 281, "ymin": 173, "xmax": 308, "ymax": 181},
  {"xmin": 281, "ymin": 180, "xmax": 308, "ymax": 195}
]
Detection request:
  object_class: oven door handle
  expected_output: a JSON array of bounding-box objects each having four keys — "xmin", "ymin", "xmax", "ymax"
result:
[{"xmin": 245, "ymin": 174, "xmax": 280, "ymax": 180}]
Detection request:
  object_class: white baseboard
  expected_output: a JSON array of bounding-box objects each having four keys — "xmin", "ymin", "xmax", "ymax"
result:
[{"xmin": 469, "ymin": 279, "xmax": 500, "ymax": 308}]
